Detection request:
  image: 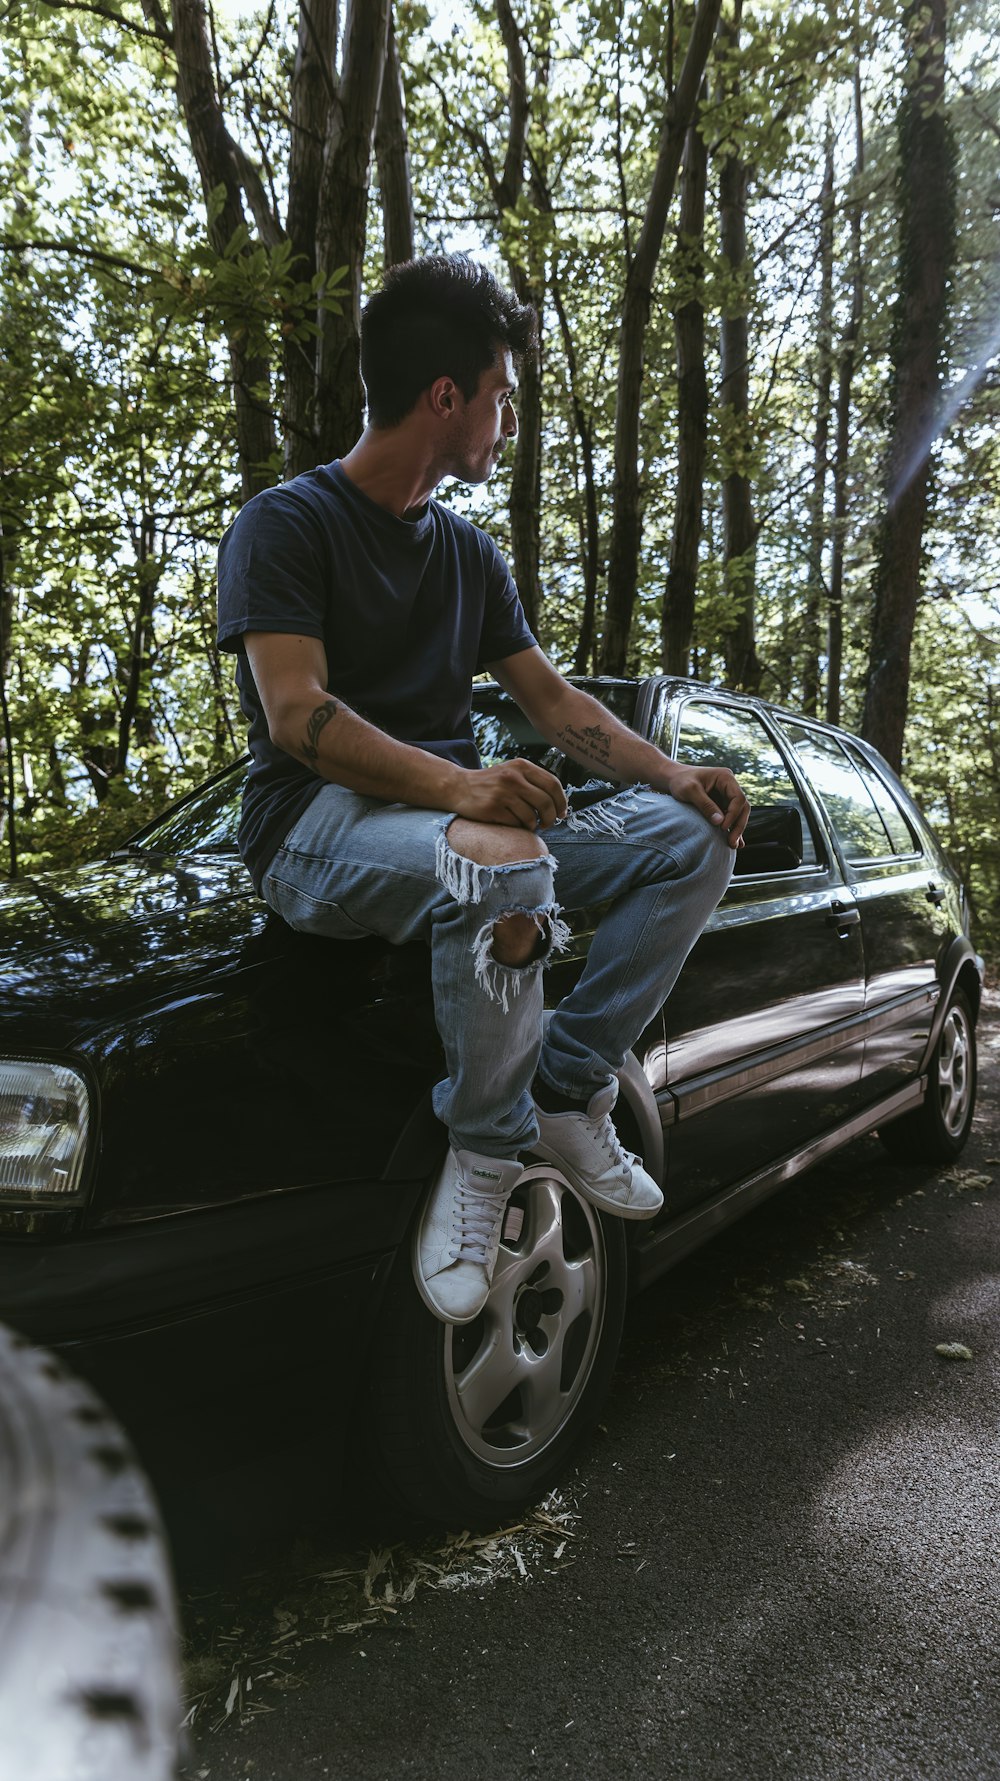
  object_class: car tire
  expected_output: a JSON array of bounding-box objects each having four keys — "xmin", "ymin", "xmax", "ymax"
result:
[
  {"xmin": 0, "ymin": 1326, "xmax": 180, "ymax": 1781},
  {"xmin": 362, "ymin": 1165, "xmax": 629, "ymax": 1531},
  {"xmin": 879, "ymin": 986, "xmax": 978, "ymax": 1164}
]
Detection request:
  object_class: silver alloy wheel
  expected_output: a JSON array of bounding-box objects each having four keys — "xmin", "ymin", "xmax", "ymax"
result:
[
  {"xmin": 937, "ymin": 1000, "xmax": 973, "ymax": 1137},
  {"xmin": 443, "ymin": 1170, "xmax": 606, "ymax": 1469}
]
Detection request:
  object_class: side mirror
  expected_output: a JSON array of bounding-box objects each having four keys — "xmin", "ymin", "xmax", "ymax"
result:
[{"xmin": 732, "ymin": 804, "xmax": 803, "ymax": 875}]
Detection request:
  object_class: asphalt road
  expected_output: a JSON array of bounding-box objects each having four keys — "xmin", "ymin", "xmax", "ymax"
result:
[{"xmin": 173, "ymin": 990, "xmax": 1000, "ymax": 1781}]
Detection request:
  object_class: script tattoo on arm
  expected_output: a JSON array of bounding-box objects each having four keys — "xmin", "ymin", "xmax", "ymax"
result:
[
  {"xmin": 300, "ymin": 699, "xmax": 339, "ymax": 764},
  {"xmin": 556, "ymin": 720, "xmax": 614, "ymax": 772}
]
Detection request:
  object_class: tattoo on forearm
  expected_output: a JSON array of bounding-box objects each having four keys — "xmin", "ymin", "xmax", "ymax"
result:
[
  {"xmin": 557, "ymin": 721, "xmax": 614, "ymax": 771},
  {"xmin": 300, "ymin": 699, "xmax": 339, "ymax": 763}
]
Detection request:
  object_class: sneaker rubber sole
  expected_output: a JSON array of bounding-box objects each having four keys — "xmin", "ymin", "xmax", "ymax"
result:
[{"xmin": 527, "ymin": 1138, "xmax": 663, "ymax": 1220}]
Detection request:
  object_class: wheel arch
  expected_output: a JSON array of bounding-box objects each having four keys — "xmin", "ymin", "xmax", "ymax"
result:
[
  {"xmin": 615, "ymin": 1048, "xmax": 665, "ymax": 1188},
  {"xmin": 920, "ymin": 939, "xmax": 983, "ymax": 1074}
]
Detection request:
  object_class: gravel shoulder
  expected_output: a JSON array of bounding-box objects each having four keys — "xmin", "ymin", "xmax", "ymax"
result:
[{"xmin": 175, "ymin": 990, "xmax": 1000, "ymax": 1781}]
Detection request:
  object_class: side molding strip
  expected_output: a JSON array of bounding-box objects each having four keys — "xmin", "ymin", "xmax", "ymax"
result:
[{"xmin": 632, "ymin": 1076, "xmax": 926, "ymax": 1291}]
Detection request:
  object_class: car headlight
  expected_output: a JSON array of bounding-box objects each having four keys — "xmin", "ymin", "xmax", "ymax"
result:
[{"xmin": 0, "ymin": 1061, "xmax": 91, "ymax": 1201}]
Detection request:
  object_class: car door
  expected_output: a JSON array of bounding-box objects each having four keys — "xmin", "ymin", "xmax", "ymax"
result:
[
  {"xmin": 638, "ymin": 688, "xmax": 868, "ymax": 1212},
  {"xmin": 777, "ymin": 720, "xmax": 952, "ymax": 1102}
]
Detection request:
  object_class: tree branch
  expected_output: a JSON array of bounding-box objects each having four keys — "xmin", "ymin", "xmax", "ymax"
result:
[
  {"xmin": 0, "ymin": 234, "xmax": 156, "ymax": 277},
  {"xmin": 137, "ymin": 0, "xmax": 171, "ymax": 46},
  {"xmin": 494, "ymin": 0, "xmax": 528, "ymax": 211},
  {"xmin": 229, "ymin": 138, "xmax": 284, "ymax": 246},
  {"xmin": 223, "ymin": 0, "xmax": 277, "ymax": 94},
  {"xmin": 40, "ymin": 0, "xmax": 171, "ymax": 45}
]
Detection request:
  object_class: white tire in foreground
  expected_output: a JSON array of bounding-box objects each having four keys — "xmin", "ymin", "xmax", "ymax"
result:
[{"xmin": 0, "ymin": 1327, "xmax": 179, "ymax": 1781}]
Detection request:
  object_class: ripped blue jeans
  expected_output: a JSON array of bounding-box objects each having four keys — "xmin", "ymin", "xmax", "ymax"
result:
[{"xmin": 260, "ymin": 783, "xmax": 733, "ymax": 1159}]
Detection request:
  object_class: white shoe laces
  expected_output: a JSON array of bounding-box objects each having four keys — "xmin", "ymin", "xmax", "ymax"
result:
[
  {"xmin": 590, "ymin": 1113, "xmax": 635, "ymax": 1180},
  {"xmin": 451, "ymin": 1176, "xmax": 507, "ymax": 1265}
]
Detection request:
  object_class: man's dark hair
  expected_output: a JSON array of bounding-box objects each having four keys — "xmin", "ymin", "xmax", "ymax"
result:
[{"xmin": 360, "ymin": 255, "xmax": 537, "ymax": 428}]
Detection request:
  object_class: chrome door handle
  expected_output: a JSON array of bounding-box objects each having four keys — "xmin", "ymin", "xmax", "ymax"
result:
[
  {"xmin": 926, "ymin": 882, "xmax": 945, "ymax": 907},
  {"xmin": 825, "ymin": 901, "xmax": 861, "ymax": 932}
]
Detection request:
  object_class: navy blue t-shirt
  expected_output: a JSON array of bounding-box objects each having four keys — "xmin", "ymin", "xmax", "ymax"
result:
[{"xmin": 217, "ymin": 461, "xmax": 536, "ymax": 892}]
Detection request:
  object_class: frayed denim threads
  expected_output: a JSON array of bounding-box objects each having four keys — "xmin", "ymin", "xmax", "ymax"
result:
[
  {"xmin": 434, "ymin": 816, "xmax": 568, "ymax": 1009},
  {"xmin": 471, "ymin": 906, "xmax": 572, "ymax": 1012}
]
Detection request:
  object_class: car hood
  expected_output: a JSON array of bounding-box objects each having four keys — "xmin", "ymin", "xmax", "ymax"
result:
[{"xmin": 0, "ymin": 853, "xmax": 267, "ymax": 1048}]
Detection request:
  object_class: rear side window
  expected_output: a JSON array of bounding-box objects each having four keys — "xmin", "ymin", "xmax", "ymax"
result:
[
  {"xmin": 674, "ymin": 701, "xmax": 821, "ymax": 868},
  {"xmin": 782, "ymin": 722, "xmax": 909, "ymax": 862},
  {"xmin": 843, "ymin": 745, "xmax": 919, "ymax": 855}
]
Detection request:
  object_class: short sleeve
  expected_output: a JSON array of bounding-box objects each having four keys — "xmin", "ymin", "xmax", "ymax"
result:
[
  {"xmin": 477, "ymin": 535, "xmax": 537, "ymax": 669},
  {"xmin": 217, "ymin": 488, "xmax": 329, "ymax": 653}
]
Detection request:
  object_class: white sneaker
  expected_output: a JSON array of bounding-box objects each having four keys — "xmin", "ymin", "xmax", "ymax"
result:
[
  {"xmin": 531, "ymin": 1080, "xmax": 663, "ymax": 1219},
  {"xmin": 413, "ymin": 1147, "xmax": 525, "ymax": 1324}
]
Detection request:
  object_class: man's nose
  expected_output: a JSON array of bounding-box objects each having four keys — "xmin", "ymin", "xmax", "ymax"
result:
[{"xmin": 504, "ymin": 401, "xmax": 518, "ymax": 439}]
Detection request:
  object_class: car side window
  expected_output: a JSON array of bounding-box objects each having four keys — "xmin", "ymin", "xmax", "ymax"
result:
[
  {"xmin": 674, "ymin": 701, "xmax": 822, "ymax": 868},
  {"xmin": 782, "ymin": 722, "xmax": 901, "ymax": 861},
  {"xmin": 842, "ymin": 745, "xmax": 920, "ymax": 856}
]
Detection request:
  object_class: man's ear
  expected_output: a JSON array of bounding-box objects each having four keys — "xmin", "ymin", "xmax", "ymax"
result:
[{"xmin": 428, "ymin": 375, "xmax": 458, "ymax": 419}]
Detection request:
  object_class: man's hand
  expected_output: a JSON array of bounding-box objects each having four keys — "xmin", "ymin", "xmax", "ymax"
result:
[
  {"xmin": 452, "ymin": 758, "xmax": 568, "ymax": 831},
  {"xmin": 664, "ymin": 765, "xmax": 750, "ymax": 848},
  {"xmin": 488, "ymin": 650, "xmax": 751, "ymax": 846}
]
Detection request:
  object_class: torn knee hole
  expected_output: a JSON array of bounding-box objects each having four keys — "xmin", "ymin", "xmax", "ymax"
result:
[
  {"xmin": 471, "ymin": 907, "xmax": 572, "ymax": 1010},
  {"xmin": 435, "ymin": 823, "xmax": 553, "ymax": 906},
  {"xmin": 492, "ymin": 910, "xmax": 550, "ymax": 967}
]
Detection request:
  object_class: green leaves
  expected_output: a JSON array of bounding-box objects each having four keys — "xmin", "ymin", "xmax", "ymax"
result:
[{"xmin": 0, "ymin": 0, "xmax": 997, "ymax": 972}]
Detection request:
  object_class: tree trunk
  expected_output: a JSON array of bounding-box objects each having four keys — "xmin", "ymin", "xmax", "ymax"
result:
[
  {"xmin": 313, "ymin": 0, "xmax": 390, "ymax": 462},
  {"xmin": 164, "ymin": 0, "xmax": 277, "ymax": 500},
  {"xmin": 551, "ymin": 271, "xmax": 600, "ymax": 675},
  {"xmin": 491, "ymin": 0, "xmax": 543, "ymax": 633},
  {"xmin": 0, "ymin": 513, "xmax": 17, "ymax": 875},
  {"xmin": 116, "ymin": 513, "xmax": 160, "ymax": 777},
  {"xmin": 827, "ymin": 65, "xmax": 864, "ymax": 728},
  {"xmin": 376, "ymin": 8, "xmax": 414, "ymax": 268},
  {"xmin": 283, "ymin": 0, "xmax": 340, "ymax": 478},
  {"xmin": 861, "ymin": 0, "xmax": 955, "ymax": 771},
  {"xmin": 717, "ymin": 1, "xmax": 762, "ymax": 693},
  {"xmin": 507, "ymin": 288, "xmax": 543, "ymax": 634},
  {"xmin": 662, "ymin": 91, "xmax": 708, "ymax": 676},
  {"xmin": 802, "ymin": 131, "xmax": 835, "ymax": 716},
  {"xmin": 600, "ymin": 0, "xmax": 724, "ymax": 675}
]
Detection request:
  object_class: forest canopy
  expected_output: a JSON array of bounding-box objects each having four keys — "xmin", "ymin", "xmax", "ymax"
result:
[{"xmin": 1, "ymin": 0, "xmax": 998, "ymax": 952}]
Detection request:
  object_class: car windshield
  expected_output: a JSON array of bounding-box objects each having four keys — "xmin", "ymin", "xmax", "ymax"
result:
[{"xmin": 132, "ymin": 770, "xmax": 244, "ymax": 855}]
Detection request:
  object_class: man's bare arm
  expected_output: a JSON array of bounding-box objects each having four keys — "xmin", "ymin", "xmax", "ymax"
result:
[
  {"xmin": 489, "ymin": 646, "xmax": 750, "ymax": 845},
  {"xmin": 244, "ymin": 632, "xmax": 567, "ymax": 830}
]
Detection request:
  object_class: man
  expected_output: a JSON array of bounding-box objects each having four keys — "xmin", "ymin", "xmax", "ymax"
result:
[{"xmin": 218, "ymin": 255, "xmax": 748, "ymax": 1329}]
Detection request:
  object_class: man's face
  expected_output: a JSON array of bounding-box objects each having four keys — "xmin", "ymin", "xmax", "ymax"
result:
[{"xmin": 448, "ymin": 349, "xmax": 519, "ymax": 484}]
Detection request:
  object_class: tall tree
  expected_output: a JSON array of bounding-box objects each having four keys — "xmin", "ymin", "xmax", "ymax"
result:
[
  {"xmin": 801, "ymin": 128, "xmax": 835, "ymax": 715},
  {"xmin": 154, "ymin": 0, "xmax": 279, "ymax": 499},
  {"xmin": 827, "ymin": 63, "xmax": 865, "ymax": 728},
  {"xmin": 312, "ymin": 0, "xmax": 393, "ymax": 461},
  {"xmin": 143, "ymin": 0, "xmax": 392, "ymax": 486},
  {"xmin": 496, "ymin": 0, "xmax": 547, "ymax": 634},
  {"xmin": 600, "ymin": 0, "xmax": 724, "ymax": 674},
  {"xmin": 662, "ymin": 91, "xmax": 709, "ymax": 675},
  {"xmin": 551, "ymin": 266, "xmax": 601, "ymax": 674},
  {"xmin": 862, "ymin": 0, "xmax": 956, "ymax": 770},
  {"xmin": 416, "ymin": 0, "xmax": 552, "ymax": 629},
  {"xmin": 376, "ymin": 8, "xmax": 415, "ymax": 268},
  {"xmin": 716, "ymin": 0, "xmax": 762, "ymax": 692}
]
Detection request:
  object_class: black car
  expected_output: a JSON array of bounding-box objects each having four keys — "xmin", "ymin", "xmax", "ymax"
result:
[{"xmin": 0, "ymin": 677, "xmax": 982, "ymax": 1527}]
